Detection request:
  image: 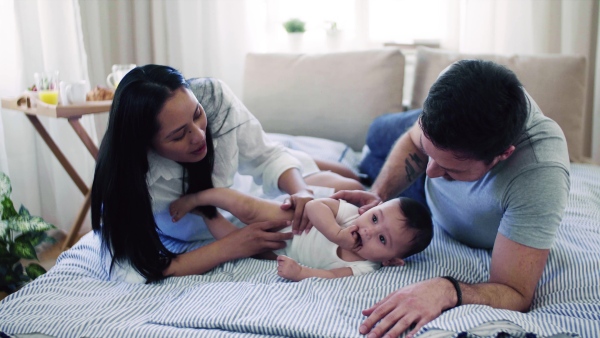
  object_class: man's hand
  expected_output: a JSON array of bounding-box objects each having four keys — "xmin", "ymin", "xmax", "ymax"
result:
[
  {"xmin": 280, "ymin": 190, "xmax": 314, "ymax": 234},
  {"xmin": 359, "ymin": 278, "xmax": 456, "ymax": 338},
  {"xmin": 330, "ymin": 190, "xmax": 382, "ymax": 215}
]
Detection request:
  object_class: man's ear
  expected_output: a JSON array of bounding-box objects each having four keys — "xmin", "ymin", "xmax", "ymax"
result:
[
  {"xmin": 382, "ymin": 257, "xmax": 405, "ymax": 267},
  {"xmin": 498, "ymin": 145, "xmax": 515, "ymax": 161}
]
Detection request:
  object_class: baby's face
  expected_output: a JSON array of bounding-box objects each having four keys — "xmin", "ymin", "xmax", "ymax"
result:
[{"xmin": 352, "ymin": 200, "xmax": 413, "ymax": 262}]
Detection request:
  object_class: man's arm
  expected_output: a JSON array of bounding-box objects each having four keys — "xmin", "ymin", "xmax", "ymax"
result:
[
  {"xmin": 470, "ymin": 234, "xmax": 549, "ymax": 310},
  {"xmin": 371, "ymin": 122, "xmax": 428, "ymax": 201},
  {"xmin": 359, "ymin": 234, "xmax": 549, "ymax": 338},
  {"xmin": 170, "ymin": 188, "xmax": 292, "ymax": 225}
]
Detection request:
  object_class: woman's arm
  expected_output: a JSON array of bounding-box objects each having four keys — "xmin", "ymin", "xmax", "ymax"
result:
[
  {"xmin": 164, "ymin": 219, "xmax": 292, "ymax": 277},
  {"xmin": 202, "ymin": 212, "xmax": 238, "ymax": 240},
  {"xmin": 170, "ymin": 188, "xmax": 292, "ymax": 224},
  {"xmin": 208, "ymin": 80, "xmax": 315, "ymax": 233}
]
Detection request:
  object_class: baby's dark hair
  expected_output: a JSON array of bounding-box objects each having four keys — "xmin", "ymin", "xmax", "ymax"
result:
[{"xmin": 397, "ymin": 197, "xmax": 433, "ymax": 258}]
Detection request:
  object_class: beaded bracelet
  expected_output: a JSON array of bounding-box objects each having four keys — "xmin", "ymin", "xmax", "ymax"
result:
[{"xmin": 442, "ymin": 276, "xmax": 462, "ymax": 308}]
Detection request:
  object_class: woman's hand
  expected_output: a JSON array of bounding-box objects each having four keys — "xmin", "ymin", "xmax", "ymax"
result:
[
  {"xmin": 164, "ymin": 219, "xmax": 292, "ymax": 277},
  {"xmin": 330, "ymin": 190, "xmax": 382, "ymax": 215},
  {"xmin": 223, "ymin": 220, "xmax": 293, "ymax": 259},
  {"xmin": 280, "ymin": 190, "xmax": 314, "ymax": 234}
]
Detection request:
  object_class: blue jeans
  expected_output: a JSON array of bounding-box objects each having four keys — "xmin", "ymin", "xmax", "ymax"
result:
[{"xmin": 359, "ymin": 109, "xmax": 427, "ymax": 208}]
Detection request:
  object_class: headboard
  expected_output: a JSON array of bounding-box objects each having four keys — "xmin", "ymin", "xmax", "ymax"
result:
[{"xmin": 242, "ymin": 49, "xmax": 405, "ymax": 151}]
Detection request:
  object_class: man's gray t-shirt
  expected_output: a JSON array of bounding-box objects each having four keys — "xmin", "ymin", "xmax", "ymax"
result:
[{"xmin": 425, "ymin": 91, "xmax": 570, "ymax": 249}]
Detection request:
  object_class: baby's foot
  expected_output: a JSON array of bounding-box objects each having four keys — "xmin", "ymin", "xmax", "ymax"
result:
[{"xmin": 169, "ymin": 195, "xmax": 196, "ymax": 222}]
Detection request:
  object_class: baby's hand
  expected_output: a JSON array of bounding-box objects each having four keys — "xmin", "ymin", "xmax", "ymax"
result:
[
  {"xmin": 337, "ymin": 224, "xmax": 360, "ymax": 251},
  {"xmin": 169, "ymin": 195, "xmax": 197, "ymax": 222},
  {"xmin": 277, "ymin": 255, "xmax": 303, "ymax": 282}
]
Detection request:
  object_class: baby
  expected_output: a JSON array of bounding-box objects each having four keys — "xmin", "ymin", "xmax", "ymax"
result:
[{"xmin": 170, "ymin": 188, "xmax": 432, "ymax": 281}]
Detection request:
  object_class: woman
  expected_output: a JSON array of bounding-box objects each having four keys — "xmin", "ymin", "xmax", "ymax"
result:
[{"xmin": 91, "ymin": 64, "xmax": 361, "ymax": 283}]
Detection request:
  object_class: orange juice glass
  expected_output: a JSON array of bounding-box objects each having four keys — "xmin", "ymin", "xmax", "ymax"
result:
[
  {"xmin": 38, "ymin": 90, "xmax": 59, "ymax": 104},
  {"xmin": 34, "ymin": 71, "xmax": 60, "ymax": 105}
]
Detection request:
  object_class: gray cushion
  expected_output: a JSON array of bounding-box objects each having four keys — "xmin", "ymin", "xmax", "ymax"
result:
[{"xmin": 243, "ymin": 49, "xmax": 405, "ymax": 151}]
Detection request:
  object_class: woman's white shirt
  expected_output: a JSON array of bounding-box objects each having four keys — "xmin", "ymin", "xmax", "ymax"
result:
[{"xmin": 146, "ymin": 79, "xmax": 304, "ymax": 242}]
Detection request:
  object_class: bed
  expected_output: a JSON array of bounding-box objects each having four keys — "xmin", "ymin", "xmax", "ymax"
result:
[{"xmin": 1, "ymin": 48, "xmax": 598, "ymax": 338}]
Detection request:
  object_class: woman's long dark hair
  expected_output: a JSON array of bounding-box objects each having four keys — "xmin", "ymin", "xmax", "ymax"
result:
[{"xmin": 91, "ymin": 65, "xmax": 216, "ymax": 282}]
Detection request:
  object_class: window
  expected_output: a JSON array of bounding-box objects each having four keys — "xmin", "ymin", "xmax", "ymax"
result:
[{"xmin": 263, "ymin": 0, "xmax": 448, "ymax": 52}]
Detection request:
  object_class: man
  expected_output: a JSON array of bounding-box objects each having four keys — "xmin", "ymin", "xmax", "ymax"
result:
[{"xmin": 334, "ymin": 59, "xmax": 570, "ymax": 338}]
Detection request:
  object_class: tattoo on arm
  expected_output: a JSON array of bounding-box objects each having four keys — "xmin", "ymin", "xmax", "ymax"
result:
[{"xmin": 404, "ymin": 153, "xmax": 426, "ymax": 182}]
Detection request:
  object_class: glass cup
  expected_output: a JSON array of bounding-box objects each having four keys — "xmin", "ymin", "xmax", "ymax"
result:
[
  {"xmin": 106, "ymin": 64, "xmax": 136, "ymax": 90},
  {"xmin": 34, "ymin": 71, "xmax": 60, "ymax": 105}
]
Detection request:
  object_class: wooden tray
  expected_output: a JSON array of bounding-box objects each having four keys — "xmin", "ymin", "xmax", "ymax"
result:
[{"xmin": 1, "ymin": 95, "xmax": 112, "ymax": 118}]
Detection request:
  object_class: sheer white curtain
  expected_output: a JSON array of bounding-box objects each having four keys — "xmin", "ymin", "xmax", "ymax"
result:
[
  {"xmin": 79, "ymin": 0, "xmax": 257, "ymax": 139},
  {"xmin": 442, "ymin": 0, "xmax": 599, "ymax": 162},
  {"xmin": 0, "ymin": 0, "xmax": 96, "ymax": 233}
]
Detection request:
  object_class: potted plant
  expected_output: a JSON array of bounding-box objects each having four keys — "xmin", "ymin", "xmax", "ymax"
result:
[
  {"xmin": 283, "ymin": 18, "xmax": 306, "ymax": 53},
  {"xmin": 283, "ymin": 18, "xmax": 306, "ymax": 33},
  {"xmin": 324, "ymin": 21, "xmax": 342, "ymax": 51},
  {"xmin": 0, "ymin": 172, "xmax": 56, "ymax": 299}
]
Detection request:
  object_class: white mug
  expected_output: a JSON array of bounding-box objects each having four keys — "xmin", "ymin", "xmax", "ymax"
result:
[
  {"xmin": 60, "ymin": 81, "xmax": 88, "ymax": 105},
  {"xmin": 106, "ymin": 64, "xmax": 136, "ymax": 89}
]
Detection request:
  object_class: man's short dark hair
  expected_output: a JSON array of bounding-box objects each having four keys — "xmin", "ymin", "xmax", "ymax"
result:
[{"xmin": 420, "ymin": 60, "xmax": 528, "ymax": 163}]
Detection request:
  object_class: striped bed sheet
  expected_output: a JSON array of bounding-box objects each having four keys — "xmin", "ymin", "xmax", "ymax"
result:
[{"xmin": 1, "ymin": 136, "xmax": 599, "ymax": 338}]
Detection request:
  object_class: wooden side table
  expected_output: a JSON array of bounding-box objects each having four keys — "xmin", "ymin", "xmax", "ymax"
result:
[{"xmin": 1, "ymin": 96, "xmax": 112, "ymax": 250}]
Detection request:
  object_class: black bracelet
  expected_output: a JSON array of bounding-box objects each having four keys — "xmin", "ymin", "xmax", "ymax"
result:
[{"xmin": 442, "ymin": 276, "xmax": 462, "ymax": 308}]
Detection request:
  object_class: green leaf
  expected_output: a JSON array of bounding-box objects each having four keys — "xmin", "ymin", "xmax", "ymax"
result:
[
  {"xmin": 1, "ymin": 196, "xmax": 18, "ymax": 221},
  {"xmin": 0, "ymin": 219, "xmax": 9, "ymax": 240},
  {"xmin": 0, "ymin": 244, "xmax": 18, "ymax": 265},
  {"xmin": 18, "ymin": 205, "xmax": 31, "ymax": 218},
  {"xmin": 12, "ymin": 261, "xmax": 23, "ymax": 275},
  {"xmin": 0, "ymin": 264, "xmax": 8, "ymax": 276},
  {"xmin": 44, "ymin": 235, "xmax": 57, "ymax": 245},
  {"xmin": 1, "ymin": 271, "xmax": 18, "ymax": 286},
  {"xmin": 23, "ymin": 231, "xmax": 48, "ymax": 247},
  {"xmin": 10, "ymin": 236, "xmax": 37, "ymax": 260},
  {"xmin": 25, "ymin": 263, "xmax": 46, "ymax": 280},
  {"xmin": 7, "ymin": 216, "xmax": 55, "ymax": 233},
  {"xmin": 0, "ymin": 172, "xmax": 11, "ymax": 198}
]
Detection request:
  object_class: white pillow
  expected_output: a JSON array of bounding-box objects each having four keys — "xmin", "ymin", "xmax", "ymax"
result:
[{"xmin": 243, "ymin": 49, "xmax": 405, "ymax": 151}]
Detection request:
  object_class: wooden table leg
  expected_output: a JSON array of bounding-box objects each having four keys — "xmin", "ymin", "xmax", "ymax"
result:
[
  {"xmin": 68, "ymin": 117, "xmax": 99, "ymax": 160},
  {"xmin": 26, "ymin": 115, "xmax": 89, "ymax": 195},
  {"xmin": 26, "ymin": 114, "xmax": 97, "ymax": 250},
  {"xmin": 62, "ymin": 189, "xmax": 92, "ymax": 251}
]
